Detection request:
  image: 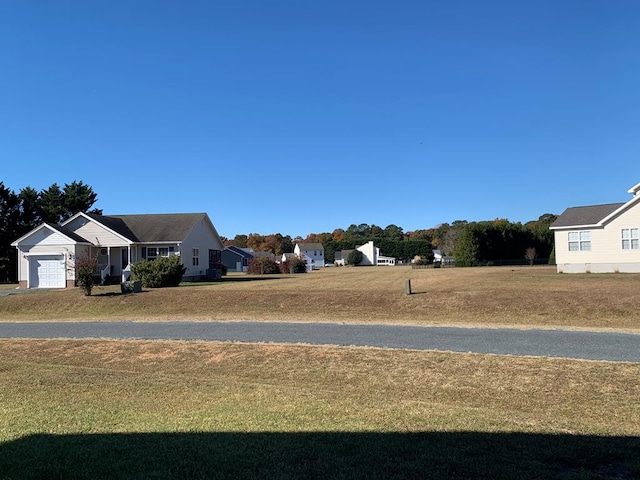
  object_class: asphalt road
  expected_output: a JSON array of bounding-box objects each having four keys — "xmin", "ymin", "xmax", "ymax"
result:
[{"xmin": 1, "ymin": 321, "xmax": 639, "ymax": 362}]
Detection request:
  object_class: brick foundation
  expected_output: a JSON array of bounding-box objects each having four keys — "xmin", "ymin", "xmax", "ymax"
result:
[
  {"xmin": 18, "ymin": 280, "xmax": 27, "ymax": 290},
  {"xmin": 67, "ymin": 280, "xmax": 76, "ymax": 289}
]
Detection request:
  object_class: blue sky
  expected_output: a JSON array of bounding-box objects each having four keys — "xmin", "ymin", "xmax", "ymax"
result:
[{"xmin": 2, "ymin": 1, "xmax": 639, "ymax": 239}]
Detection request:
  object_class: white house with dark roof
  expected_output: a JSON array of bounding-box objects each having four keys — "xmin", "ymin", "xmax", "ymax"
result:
[
  {"xmin": 334, "ymin": 241, "xmax": 396, "ymax": 266},
  {"xmin": 550, "ymin": 182, "xmax": 640, "ymax": 273},
  {"xmin": 11, "ymin": 212, "xmax": 225, "ymax": 288},
  {"xmin": 294, "ymin": 242, "xmax": 325, "ymax": 270}
]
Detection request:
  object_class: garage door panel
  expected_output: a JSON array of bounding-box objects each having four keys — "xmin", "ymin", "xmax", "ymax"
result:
[{"xmin": 31, "ymin": 255, "xmax": 65, "ymax": 288}]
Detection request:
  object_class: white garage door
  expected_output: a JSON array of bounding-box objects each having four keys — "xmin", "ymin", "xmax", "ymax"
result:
[{"xmin": 31, "ymin": 255, "xmax": 66, "ymax": 288}]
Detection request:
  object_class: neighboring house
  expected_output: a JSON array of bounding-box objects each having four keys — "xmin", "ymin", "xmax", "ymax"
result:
[
  {"xmin": 222, "ymin": 246, "xmax": 254, "ymax": 272},
  {"xmin": 251, "ymin": 250, "xmax": 277, "ymax": 262},
  {"xmin": 550, "ymin": 182, "xmax": 640, "ymax": 273},
  {"xmin": 334, "ymin": 250, "xmax": 352, "ymax": 267},
  {"xmin": 294, "ymin": 243, "xmax": 325, "ymax": 270},
  {"xmin": 432, "ymin": 249, "xmax": 443, "ymax": 262},
  {"xmin": 11, "ymin": 212, "xmax": 225, "ymax": 289},
  {"xmin": 281, "ymin": 252, "xmax": 296, "ymax": 263},
  {"xmin": 335, "ymin": 241, "xmax": 396, "ymax": 266}
]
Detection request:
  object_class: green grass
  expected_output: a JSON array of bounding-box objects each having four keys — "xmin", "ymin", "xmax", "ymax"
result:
[{"xmin": 1, "ymin": 339, "xmax": 639, "ymax": 479}]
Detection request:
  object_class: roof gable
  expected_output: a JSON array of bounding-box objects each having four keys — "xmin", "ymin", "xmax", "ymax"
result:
[
  {"xmin": 11, "ymin": 223, "xmax": 90, "ymax": 247},
  {"xmin": 551, "ymin": 182, "xmax": 640, "ymax": 230},
  {"xmin": 224, "ymin": 245, "xmax": 254, "ymax": 258}
]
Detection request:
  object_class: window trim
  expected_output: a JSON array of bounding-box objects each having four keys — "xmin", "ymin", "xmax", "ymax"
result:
[
  {"xmin": 568, "ymin": 231, "xmax": 591, "ymax": 252},
  {"xmin": 622, "ymin": 228, "xmax": 639, "ymax": 250}
]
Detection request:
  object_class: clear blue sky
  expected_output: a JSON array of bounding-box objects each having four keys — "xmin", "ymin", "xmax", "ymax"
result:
[{"xmin": 2, "ymin": 1, "xmax": 639, "ymax": 239}]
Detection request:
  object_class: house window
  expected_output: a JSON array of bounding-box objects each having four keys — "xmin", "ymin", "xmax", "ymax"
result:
[
  {"xmin": 193, "ymin": 248, "xmax": 199, "ymax": 266},
  {"xmin": 209, "ymin": 249, "xmax": 222, "ymax": 269},
  {"xmin": 158, "ymin": 247, "xmax": 169, "ymax": 257},
  {"xmin": 568, "ymin": 231, "xmax": 591, "ymax": 251},
  {"xmin": 147, "ymin": 247, "xmax": 158, "ymax": 260},
  {"xmin": 622, "ymin": 228, "xmax": 639, "ymax": 250}
]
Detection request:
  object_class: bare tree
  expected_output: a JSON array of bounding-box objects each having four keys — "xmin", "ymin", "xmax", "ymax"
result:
[{"xmin": 524, "ymin": 247, "xmax": 537, "ymax": 266}]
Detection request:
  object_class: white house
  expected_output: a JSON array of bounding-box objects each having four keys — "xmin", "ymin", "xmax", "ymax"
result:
[
  {"xmin": 550, "ymin": 182, "xmax": 640, "ymax": 273},
  {"xmin": 294, "ymin": 243, "xmax": 325, "ymax": 270},
  {"xmin": 11, "ymin": 212, "xmax": 225, "ymax": 288},
  {"xmin": 335, "ymin": 241, "xmax": 396, "ymax": 266},
  {"xmin": 356, "ymin": 240, "xmax": 396, "ymax": 266}
]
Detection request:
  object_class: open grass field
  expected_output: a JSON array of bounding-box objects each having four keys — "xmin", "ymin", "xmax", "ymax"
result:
[
  {"xmin": 0, "ymin": 339, "xmax": 639, "ymax": 479},
  {"xmin": 2, "ymin": 265, "xmax": 640, "ymax": 331},
  {"xmin": 2, "ymin": 266, "xmax": 639, "ymax": 478}
]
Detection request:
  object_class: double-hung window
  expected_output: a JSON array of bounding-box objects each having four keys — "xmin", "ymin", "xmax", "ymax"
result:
[
  {"xmin": 568, "ymin": 231, "xmax": 591, "ymax": 251},
  {"xmin": 192, "ymin": 248, "xmax": 199, "ymax": 266},
  {"xmin": 146, "ymin": 247, "xmax": 158, "ymax": 260},
  {"xmin": 622, "ymin": 228, "xmax": 639, "ymax": 250}
]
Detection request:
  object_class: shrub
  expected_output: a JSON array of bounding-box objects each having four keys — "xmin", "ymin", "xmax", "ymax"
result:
[
  {"xmin": 131, "ymin": 256, "xmax": 186, "ymax": 288},
  {"xmin": 347, "ymin": 250, "xmax": 364, "ymax": 266},
  {"xmin": 247, "ymin": 257, "xmax": 280, "ymax": 275},
  {"xmin": 75, "ymin": 251, "xmax": 98, "ymax": 296},
  {"xmin": 280, "ymin": 257, "xmax": 307, "ymax": 274},
  {"xmin": 413, "ymin": 255, "xmax": 429, "ymax": 266}
]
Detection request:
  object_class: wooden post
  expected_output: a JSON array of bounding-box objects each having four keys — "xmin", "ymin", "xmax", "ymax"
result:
[{"xmin": 404, "ymin": 279, "xmax": 412, "ymax": 295}]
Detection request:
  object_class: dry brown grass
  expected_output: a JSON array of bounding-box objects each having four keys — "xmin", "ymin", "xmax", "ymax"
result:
[
  {"xmin": 2, "ymin": 339, "xmax": 639, "ymax": 436},
  {"xmin": 2, "ymin": 266, "xmax": 640, "ymax": 331}
]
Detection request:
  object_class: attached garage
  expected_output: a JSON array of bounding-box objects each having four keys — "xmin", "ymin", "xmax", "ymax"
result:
[
  {"xmin": 12, "ymin": 223, "xmax": 90, "ymax": 289},
  {"xmin": 29, "ymin": 255, "xmax": 66, "ymax": 288}
]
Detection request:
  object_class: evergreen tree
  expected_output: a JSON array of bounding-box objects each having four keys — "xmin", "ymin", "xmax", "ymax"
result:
[
  {"xmin": 62, "ymin": 180, "xmax": 102, "ymax": 219},
  {"xmin": 0, "ymin": 183, "xmax": 21, "ymax": 282}
]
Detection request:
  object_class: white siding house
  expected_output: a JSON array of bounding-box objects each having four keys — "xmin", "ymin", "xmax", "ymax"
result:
[
  {"xmin": 356, "ymin": 241, "xmax": 396, "ymax": 266},
  {"xmin": 550, "ymin": 182, "xmax": 640, "ymax": 273},
  {"xmin": 12, "ymin": 212, "xmax": 225, "ymax": 288},
  {"xmin": 294, "ymin": 243, "xmax": 325, "ymax": 270},
  {"xmin": 334, "ymin": 241, "xmax": 396, "ymax": 266}
]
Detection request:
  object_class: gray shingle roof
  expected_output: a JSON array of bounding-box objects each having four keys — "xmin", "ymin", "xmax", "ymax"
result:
[
  {"xmin": 88, "ymin": 213, "xmax": 208, "ymax": 242},
  {"xmin": 297, "ymin": 243, "xmax": 324, "ymax": 250},
  {"xmin": 46, "ymin": 223, "xmax": 91, "ymax": 243},
  {"xmin": 550, "ymin": 203, "xmax": 624, "ymax": 229}
]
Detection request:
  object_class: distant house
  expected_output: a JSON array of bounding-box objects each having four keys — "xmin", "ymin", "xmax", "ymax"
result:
[
  {"xmin": 281, "ymin": 252, "xmax": 297, "ymax": 263},
  {"xmin": 335, "ymin": 241, "xmax": 396, "ymax": 266},
  {"xmin": 223, "ymin": 246, "xmax": 277, "ymax": 272},
  {"xmin": 550, "ymin": 182, "xmax": 640, "ymax": 273},
  {"xmin": 294, "ymin": 243, "xmax": 325, "ymax": 270},
  {"xmin": 222, "ymin": 246, "xmax": 254, "ymax": 273},
  {"xmin": 11, "ymin": 212, "xmax": 225, "ymax": 288}
]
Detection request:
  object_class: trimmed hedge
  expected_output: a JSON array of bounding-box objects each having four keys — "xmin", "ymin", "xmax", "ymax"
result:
[{"xmin": 131, "ymin": 256, "xmax": 186, "ymax": 288}]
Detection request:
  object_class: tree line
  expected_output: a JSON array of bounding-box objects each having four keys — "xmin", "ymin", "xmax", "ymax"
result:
[
  {"xmin": 1, "ymin": 179, "xmax": 558, "ymax": 283},
  {"xmin": 224, "ymin": 215, "xmax": 557, "ymax": 265},
  {"xmin": 0, "ymin": 181, "xmax": 101, "ymax": 282}
]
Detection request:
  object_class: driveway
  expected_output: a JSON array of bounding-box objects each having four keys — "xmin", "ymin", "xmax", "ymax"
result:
[{"xmin": 1, "ymin": 321, "xmax": 639, "ymax": 362}]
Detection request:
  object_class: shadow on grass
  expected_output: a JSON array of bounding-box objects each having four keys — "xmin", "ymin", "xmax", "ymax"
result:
[
  {"xmin": 181, "ymin": 276, "xmax": 290, "ymax": 287},
  {"xmin": 0, "ymin": 431, "xmax": 638, "ymax": 479},
  {"xmin": 91, "ymin": 291, "xmax": 149, "ymax": 297}
]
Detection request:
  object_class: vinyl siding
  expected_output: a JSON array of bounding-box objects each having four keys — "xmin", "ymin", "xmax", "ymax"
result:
[
  {"xmin": 67, "ymin": 217, "xmax": 128, "ymax": 246},
  {"xmin": 555, "ymin": 202, "xmax": 640, "ymax": 272},
  {"xmin": 179, "ymin": 218, "xmax": 225, "ymax": 278}
]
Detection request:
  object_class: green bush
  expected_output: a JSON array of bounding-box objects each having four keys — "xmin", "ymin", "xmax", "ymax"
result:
[
  {"xmin": 347, "ymin": 250, "xmax": 364, "ymax": 266},
  {"xmin": 131, "ymin": 256, "xmax": 186, "ymax": 288}
]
